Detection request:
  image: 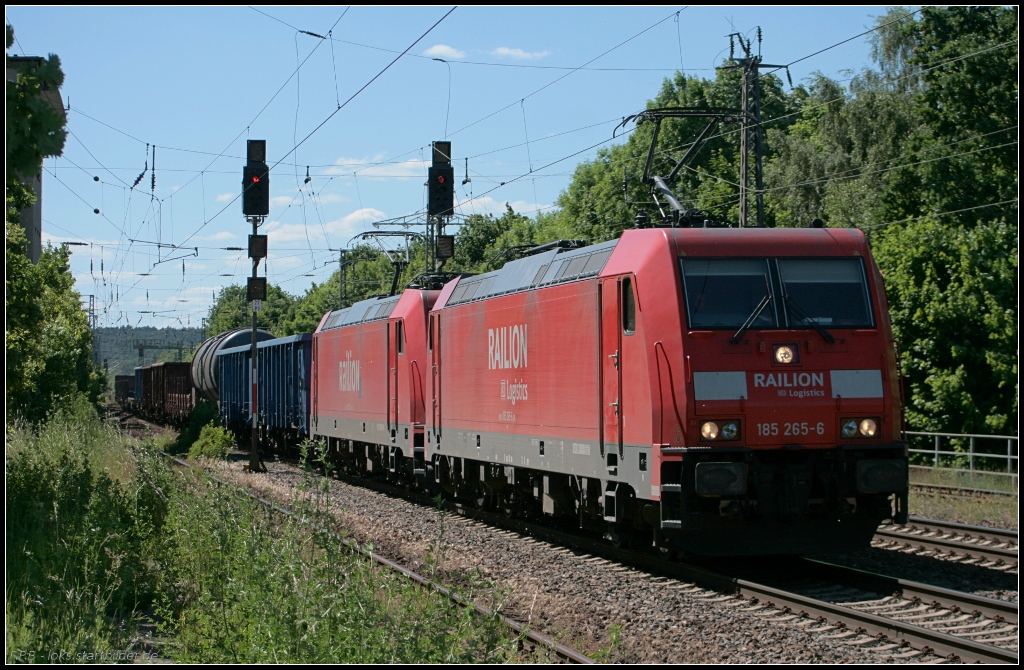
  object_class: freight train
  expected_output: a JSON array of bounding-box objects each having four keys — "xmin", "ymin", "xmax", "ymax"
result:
[{"xmin": 152, "ymin": 223, "xmax": 908, "ymax": 557}]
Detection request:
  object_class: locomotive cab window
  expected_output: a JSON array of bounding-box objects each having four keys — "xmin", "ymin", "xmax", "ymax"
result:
[
  {"xmin": 681, "ymin": 259, "xmax": 776, "ymax": 329},
  {"xmin": 397, "ymin": 320, "xmax": 404, "ymax": 355},
  {"xmin": 622, "ymin": 277, "xmax": 636, "ymax": 334},
  {"xmin": 777, "ymin": 259, "xmax": 874, "ymax": 328}
]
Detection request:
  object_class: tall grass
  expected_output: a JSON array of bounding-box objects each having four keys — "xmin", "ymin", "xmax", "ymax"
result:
[
  {"xmin": 5, "ymin": 398, "xmax": 173, "ymax": 662},
  {"xmin": 7, "ymin": 406, "xmax": 533, "ymax": 663},
  {"xmin": 156, "ymin": 443, "xmax": 526, "ymax": 662}
]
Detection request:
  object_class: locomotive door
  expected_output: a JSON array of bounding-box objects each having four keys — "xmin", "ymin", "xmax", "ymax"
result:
[
  {"xmin": 388, "ymin": 321, "xmax": 400, "ymax": 439},
  {"xmin": 311, "ymin": 337, "xmax": 317, "ymax": 432},
  {"xmin": 430, "ymin": 314, "xmax": 441, "ymax": 444},
  {"xmin": 600, "ymin": 277, "xmax": 624, "ymax": 457}
]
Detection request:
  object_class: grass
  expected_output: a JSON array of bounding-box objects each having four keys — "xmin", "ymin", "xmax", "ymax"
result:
[
  {"xmin": 6, "ymin": 397, "xmax": 173, "ymax": 663},
  {"xmin": 909, "ymin": 465, "xmax": 1018, "ymax": 493},
  {"xmin": 6, "ymin": 404, "xmax": 537, "ymax": 663},
  {"xmin": 158, "ymin": 442, "xmax": 532, "ymax": 662},
  {"xmin": 907, "ymin": 465, "xmax": 1018, "ymax": 529}
]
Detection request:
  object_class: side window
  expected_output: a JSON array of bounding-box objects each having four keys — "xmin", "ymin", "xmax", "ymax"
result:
[
  {"xmin": 397, "ymin": 320, "xmax": 404, "ymax": 355},
  {"xmin": 622, "ymin": 277, "xmax": 636, "ymax": 334},
  {"xmin": 428, "ymin": 316, "xmax": 434, "ymax": 352}
]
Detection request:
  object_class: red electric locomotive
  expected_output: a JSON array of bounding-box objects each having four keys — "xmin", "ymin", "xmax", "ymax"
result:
[
  {"xmin": 423, "ymin": 227, "xmax": 908, "ymax": 555},
  {"xmin": 311, "ymin": 286, "xmax": 439, "ymax": 475}
]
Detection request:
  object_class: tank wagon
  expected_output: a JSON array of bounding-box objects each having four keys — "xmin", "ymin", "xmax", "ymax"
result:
[
  {"xmin": 190, "ymin": 327, "xmax": 274, "ymax": 403},
  {"xmin": 418, "ymin": 227, "xmax": 907, "ymax": 555},
  {"xmin": 217, "ymin": 334, "xmax": 313, "ymax": 448}
]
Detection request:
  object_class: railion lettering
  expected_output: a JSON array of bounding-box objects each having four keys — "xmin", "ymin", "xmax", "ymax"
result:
[
  {"xmin": 488, "ymin": 324, "xmax": 528, "ymax": 370},
  {"xmin": 753, "ymin": 372, "xmax": 825, "ymax": 388}
]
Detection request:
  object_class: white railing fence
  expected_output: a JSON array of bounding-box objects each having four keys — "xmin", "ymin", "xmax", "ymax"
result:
[{"xmin": 906, "ymin": 430, "xmax": 1018, "ymax": 486}]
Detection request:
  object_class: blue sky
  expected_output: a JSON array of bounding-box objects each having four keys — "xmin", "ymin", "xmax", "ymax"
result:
[{"xmin": 6, "ymin": 6, "xmax": 894, "ymax": 329}]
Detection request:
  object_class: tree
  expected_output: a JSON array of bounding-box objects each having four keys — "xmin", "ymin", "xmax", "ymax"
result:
[
  {"xmin": 6, "ymin": 26, "xmax": 101, "ymax": 421},
  {"xmin": 204, "ymin": 284, "xmax": 296, "ymax": 337},
  {"xmin": 872, "ymin": 219, "xmax": 1017, "ymax": 434},
  {"xmin": 6, "ymin": 222, "xmax": 104, "ymax": 421},
  {"xmin": 5, "ymin": 26, "xmax": 67, "ymax": 181}
]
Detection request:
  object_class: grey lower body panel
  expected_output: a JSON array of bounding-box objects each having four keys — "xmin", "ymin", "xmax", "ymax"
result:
[{"xmin": 427, "ymin": 426, "xmax": 654, "ymax": 499}]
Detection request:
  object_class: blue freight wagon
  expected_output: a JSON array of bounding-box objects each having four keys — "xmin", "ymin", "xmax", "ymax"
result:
[{"xmin": 216, "ymin": 334, "xmax": 313, "ymax": 449}]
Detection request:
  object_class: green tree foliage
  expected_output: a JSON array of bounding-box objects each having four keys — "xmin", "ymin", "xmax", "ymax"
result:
[
  {"xmin": 868, "ymin": 6, "xmax": 1018, "ymax": 435},
  {"xmin": 872, "ymin": 219, "xmax": 1017, "ymax": 434},
  {"xmin": 5, "ymin": 26, "xmax": 67, "ymax": 181},
  {"xmin": 5, "ymin": 26, "xmax": 102, "ymax": 421},
  {"xmin": 5, "ymin": 222, "xmax": 104, "ymax": 421},
  {"xmin": 205, "ymin": 283, "xmax": 296, "ymax": 337}
]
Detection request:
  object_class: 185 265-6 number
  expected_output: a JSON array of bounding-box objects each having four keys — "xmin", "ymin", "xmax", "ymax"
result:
[{"xmin": 757, "ymin": 422, "xmax": 825, "ymax": 436}]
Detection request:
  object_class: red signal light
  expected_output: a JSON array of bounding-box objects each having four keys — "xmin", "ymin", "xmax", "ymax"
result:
[
  {"xmin": 252, "ymin": 176, "xmax": 261, "ymax": 183},
  {"xmin": 437, "ymin": 175, "xmax": 445, "ymax": 184}
]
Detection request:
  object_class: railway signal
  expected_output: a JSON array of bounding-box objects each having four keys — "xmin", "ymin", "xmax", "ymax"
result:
[
  {"xmin": 427, "ymin": 166, "xmax": 454, "ymax": 216},
  {"xmin": 243, "ymin": 139, "xmax": 269, "ymax": 473},
  {"xmin": 243, "ymin": 140, "xmax": 270, "ymax": 216}
]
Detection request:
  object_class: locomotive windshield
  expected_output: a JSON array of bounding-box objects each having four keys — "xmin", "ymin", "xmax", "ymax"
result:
[
  {"xmin": 682, "ymin": 259, "xmax": 776, "ymax": 328},
  {"xmin": 681, "ymin": 257, "xmax": 873, "ymax": 330},
  {"xmin": 777, "ymin": 259, "xmax": 874, "ymax": 328}
]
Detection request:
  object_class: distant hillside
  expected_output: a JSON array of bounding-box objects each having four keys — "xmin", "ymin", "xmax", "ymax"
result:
[{"xmin": 95, "ymin": 326, "xmax": 205, "ymax": 379}]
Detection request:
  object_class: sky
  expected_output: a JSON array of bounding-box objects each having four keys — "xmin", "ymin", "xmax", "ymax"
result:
[{"xmin": 6, "ymin": 6, "xmax": 895, "ymax": 330}]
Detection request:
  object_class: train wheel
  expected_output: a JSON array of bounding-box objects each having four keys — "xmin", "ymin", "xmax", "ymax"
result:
[{"xmin": 605, "ymin": 525, "xmax": 631, "ymax": 549}]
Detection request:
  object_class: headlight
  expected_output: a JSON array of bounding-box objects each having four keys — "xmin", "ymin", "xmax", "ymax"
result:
[
  {"xmin": 774, "ymin": 344, "xmax": 796, "ymax": 364},
  {"xmin": 841, "ymin": 417, "xmax": 880, "ymax": 439},
  {"xmin": 700, "ymin": 420, "xmax": 741, "ymax": 441},
  {"xmin": 701, "ymin": 421, "xmax": 719, "ymax": 440}
]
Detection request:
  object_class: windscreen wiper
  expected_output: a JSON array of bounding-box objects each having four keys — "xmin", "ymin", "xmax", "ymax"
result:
[
  {"xmin": 785, "ymin": 293, "xmax": 835, "ymax": 344},
  {"xmin": 731, "ymin": 275, "xmax": 772, "ymax": 344}
]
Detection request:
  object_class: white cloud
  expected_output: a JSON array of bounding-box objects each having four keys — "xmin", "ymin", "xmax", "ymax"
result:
[
  {"xmin": 457, "ymin": 196, "xmax": 552, "ymax": 217},
  {"xmin": 270, "ymin": 190, "xmax": 350, "ymax": 208},
  {"xmin": 492, "ymin": 47, "xmax": 550, "ymax": 60},
  {"xmin": 423, "ymin": 44, "xmax": 465, "ymax": 59},
  {"xmin": 325, "ymin": 155, "xmax": 428, "ymax": 179},
  {"xmin": 215, "ymin": 192, "xmax": 234, "ymax": 202},
  {"xmin": 204, "ymin": 231, "xmax": 236, "ymax": 241},
  {"xmin": 266, "ymin": 207, "xmax": 387, "ymax": 247}
]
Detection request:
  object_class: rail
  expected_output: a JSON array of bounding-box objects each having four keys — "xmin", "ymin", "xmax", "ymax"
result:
[
  {"xmin": 160, "ymin": 452, "xmax": 593, "ymax": 664},
  {"xmin": 906, "ymin": 431, "xmax": 1018, "ymax": 487}
]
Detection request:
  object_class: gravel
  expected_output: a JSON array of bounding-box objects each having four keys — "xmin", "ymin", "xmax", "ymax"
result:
[{"xmin": 200, "ymin": 454, "xmax": 954, "ymax": 663}]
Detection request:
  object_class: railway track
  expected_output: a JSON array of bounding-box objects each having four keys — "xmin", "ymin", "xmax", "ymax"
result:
[
  {"xmin": 290, "ymin": 464, "xmax": 1019, "ymax": 664},
  {"xmin": 160, "ymin": 452, "xmax": 593, "ymax": 664},
  {"xmin": 873, "ymin": 517, "xmax": 1018, "ymax": 569},
  {"xmin": 910, "ymin": 482, "xmax": 1018, "ymax": 498}
]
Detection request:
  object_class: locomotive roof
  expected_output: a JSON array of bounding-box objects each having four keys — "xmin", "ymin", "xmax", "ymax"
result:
[
  {"xmin": 446, "ymin": 238, "xmax": 619, "ymax": 307},
  {"xmin": 319, "ymin": 294, "xmax": 402, "ymax": 332}
]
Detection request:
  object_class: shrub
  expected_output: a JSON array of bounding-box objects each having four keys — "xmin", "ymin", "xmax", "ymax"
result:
[
  {"xmin": 188, "ymin": 422, "xmax": 234, "ymax": 460},
  {"xmin": 171, "ymin": 399, "xmax": 219, "ymax": 455}
]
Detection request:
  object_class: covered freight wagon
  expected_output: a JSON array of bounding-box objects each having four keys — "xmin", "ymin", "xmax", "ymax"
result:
[
  {"xmin": 114, "ymin": 374, "xmax": 135, "ymax": 407},
  {"xmin": 217, "ymin": 334, "xmax": 313, "ymax": 448},
  {"xmin": 136, "ymin": 361, "xmax": 193, "ymax": 425}
]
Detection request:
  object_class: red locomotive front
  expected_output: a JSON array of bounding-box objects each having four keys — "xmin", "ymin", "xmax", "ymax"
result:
[
  {"xmin": 312, "ymin": 288, "xmax": 438, "ymax": 475},
  {"xmin": 425, "ymin": 227, "xmax": 907, "ymax": 555}
]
